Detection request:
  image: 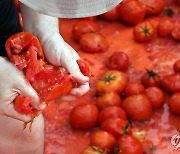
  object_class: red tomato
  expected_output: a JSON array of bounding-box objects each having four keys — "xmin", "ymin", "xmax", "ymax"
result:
[
  {"xmin": 172, "ymin": 25, "xmax": 180, "ymax": 41},
  {"xmin": 77, "ymin": 59, "xmax": 92, "ymax": 77},
  {"xmin": 101, "ymin": 7, "xmax": 120, "ymax": 21},
  {"xmin": 174, "ymin": 0, "xmax": 180, "ymax": 4},
  {"xmin": 173, "ymin": 59, "xmax": 180, "ymax": 73},
  {"xmin": 69, "ymin": 103, "xmax": 99, "ymax": 130},
  {"xmin": 80, "ymin": 146, "xmax": 108, "ymax": 154},
  {"xmin": 101, "ymin": 118, "xmax": 131, "ymax": 139},
  {"xmin": 96, "ymin": 92, "xmax": 122, "ymax": 110},
  {"xmin": 161, "ymin": 73, "xmax": 180, "ymax": 93},
  {"xmin": 14, "ymin": 95, "xmax": 34, "ymax": 114},
  {"xmin": 96, "ymin": 70, "xmax": 128, "ymax": 94},
  {"xmin": 5, "ymin": 32, "xmax": 44, "ymax": 69},
  {"xmin": 122, "ymin": 94, "xmax": 152, "ymax": 121},
  {"xmin": 133, "ymin": 22, "xmax": 155, "ymax": 42},
  {"xmin": 139, "ymin": 0, "xmax": 165, "ymax": 15},
  {"xmin": 157, "ymin": 18, "xmax": 175, "ymax": 37},
  {"xmin": 124, "ymin": 82, "xmax": 145, "ymax": 97},
  {"xmin": 99, "ymin": 106, "xmax": 127, "ymax": 124},
  {"xmin": 90, "ymin": 130, "xmax": 116, "ymax": 152},
  {"xmin": 118, "ymin": 1, "xmax": 146, "ymax": 25},
  {"xmin": 72, "ymin": 21, "xmax": 99, "ymax": 41},
  {"xmin": 145, "ymin": 87, "xmax": 165, "ymax": 108},
  {"xmin": 168, "ymin": 93, "xmax": 180, "ymax": 115},
  {"xmin": 116, "ymin": 135, "xmax": 143, "ymax": 154},
  {"xmin": 80, "ymin": 33, "xmax": 109, "ymax": 53},
  {"xmin": 106, "ymin": 51, "xmax": 129, "ymax": 70},
  {"xmin": 141, "ymin": 69, "xmax": 161, "ymax": 87}
]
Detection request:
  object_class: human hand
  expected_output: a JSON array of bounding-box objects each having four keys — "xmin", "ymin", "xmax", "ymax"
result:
[
  {"xmin": 0, "ymin": 57, "xmax": 45, "ymax": 122},
  {"xmin": 20, "ymin": 3, "xmax": 90, "ymax": 98}
]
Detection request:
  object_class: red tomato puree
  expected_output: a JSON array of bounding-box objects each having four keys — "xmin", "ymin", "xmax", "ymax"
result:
[{"xmin": 43, "ymin": 2, "xmax": 180, "ymax": 154}]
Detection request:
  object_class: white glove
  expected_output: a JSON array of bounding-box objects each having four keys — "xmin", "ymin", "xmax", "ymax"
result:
[
  {"xmin": 0, "ymin": 57, "xmax": 44, "ymax": 122},
  {"xmin": 20, "ymin": 3, "xmax": 90, "ymax": 98}
]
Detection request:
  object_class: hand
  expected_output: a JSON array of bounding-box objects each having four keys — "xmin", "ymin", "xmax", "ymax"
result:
[
  {"xmin": 0, "ymin": 57, "xmax": 45, "ymax": 122},
  {"xmin": 20, "ymin": 3, "xmax": 90, "ymax": 97}
]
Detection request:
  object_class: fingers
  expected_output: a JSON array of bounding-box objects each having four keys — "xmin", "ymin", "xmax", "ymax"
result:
[
  {"xmin": 5, "ymin": 103, "xmax": 32, "ymax": 122},
  {"xmin": 54, "ymin": 95, "xmax": 76, "ymax": 103},
  {"xmin": 64, "ymin": 42, "xmax": 80, "ymax": 60},
  {"xmin": 70, "ymin": 82, "xmax": 90, "ymax": 96},
  {"xmin": 14, "ymin": 79, "xmax": 41, "ymax": 110},
  {"xmin": 61, "ymin": 50, "xmax": 89, "ymax": 83}
]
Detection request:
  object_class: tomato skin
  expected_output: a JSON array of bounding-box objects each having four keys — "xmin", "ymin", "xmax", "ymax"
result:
[
  {"xmin": 122, "ymin": 94, "xmax": 152, "ymax": 121},
  {"xmin": 14, "ymin": 0, "xmax": 20, "ymax": 12},
  {"xmin": 82, "ymin": 16, "xmax": 97, "ymax": 21},
  {"xmin": 116, "ymin": 135, "xmax": 143, "ymax": 154},
  {"xmin": 161, "ymin": 73, "xmax": 180, "ymax": 93},
  {"xmin": 139, "ymin": 0, "xmax": 165, "ymax": 15},
  {"xmin": 96, "ymin": 71, "xmax": 128, "ymax": 94},
  {"xmin": 174, "ymin": 0, "xmax": 180, "ymax": 4},
  {"xmin": 106, "ymin": 52, "xmax": 129, "ymax": 71},
  {"xmin": 145, "ymin": 87, "xmax": 165, "ymax": 108},
  {"xmin": 72, "ymin": 21, "xmax": 99, "ymax": 41},
  {"xmin": 101, "ymin": 118, "xmax": 131, "ymax": 139},
  {"xmin": 168, "ymin": 93, "xmax": 180, "ymax": 115},
  {"xmin": 77, "ymin": 59, "xmax": 92, "ymax": 77},
  {"xmin": 69, "ymin": 103, "xmax": 99, "ymax": 130},
  {"xmin": 90, "ymin": 130, "xmax": 116, "ymax": 152},
  {"xmin": 96, "ymin": 92, "xmax": 122, "ymax": 110},
  {"xmin": 133, "ymin": 22, "xmax": 155, "ymax": 42},
  {"xmin": 141, "ymin": 70, "xmax": 161, "ymax": 87},
  {"xmin": 172, "ymin": 25, "xmax": 180, "ymax": 41},
  {"xmin": 80, "ymin": 146, "xmax": 108, "ymax": 154},
  {"xmin": 99, "ymin": 106, "xmax": 127, "ymax": 124},
  {"xmin": 118, "ymin": 1, "xmax": 146, "ymax": 25},
  {"xmin": 80, "ymin": 33, "xmax": 109, "ymax": 53},
  {"xmin": 124, "ymin": 82, "xmax": 145, "ymax": 97},
  {"xmin": 157, "ymin": 18, "xmax": 175, "ymax": 37},
  {"xmin": 14, "ymin": 95, "xmax": 34, "ymax": 114},
  {"xmin": 101, "ymin": 7, "xmax": 120, "ymax": 21},
  {"xmin": 173, "ymin": 59, "xmax": 180, "ymax": 73}
]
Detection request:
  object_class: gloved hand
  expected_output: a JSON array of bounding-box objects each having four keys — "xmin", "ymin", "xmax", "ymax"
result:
[
  {"xmin": 0, "ymin": 57, "xmax": 45, "ymax": 122},
  {"xmin": 20, "ymin": 3, "xmax": 90, "ymax": 98}
]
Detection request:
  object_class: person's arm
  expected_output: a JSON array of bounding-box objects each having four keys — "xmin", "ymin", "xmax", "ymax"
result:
[{"xmin": 20, "ymin": 3, "xmax": 90, "ymax": 97}]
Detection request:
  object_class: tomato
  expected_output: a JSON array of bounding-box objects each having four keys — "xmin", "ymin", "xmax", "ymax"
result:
[
  {"xmin": 80, "ymin": 146, "xmax": 108, "ymax": 154},
  {"xmin": 133, "ymin": 22, "xmax": 155, "ymax": 42},
  {"xmin": 172, "ymin": 25, "xmax": 180, "ymax": 41},
  {"xmin": 72, "ymin": 21, "xmax": 99, "ymax": 41},
  {"xmin": 161, "ymin": 73, "xmax": 180, "ymax": 93},
  {"xmin": 116, "ymin": 135, "xmax": 143, "ymax": 154},
  {"xmin": 118, "ymin": 1, "xmax": 146, "ymax": 25},
  {"xmin": 77, "ymin": 59, "xmax": 92, "ymax": 77},
  {"xmin": 101, "ymin": 7, "xmax": 120, "ymax": 21},
  {"xmin": 96, "ymin": 92, "xmax": 122, "ymax": 110},
  {"xmin": 106, "ymin": 51, "xmax": 129, "ymax": 70},
  {"xmin": 141, "ymin": 69, "xmax": 161, "ymax": 87},
  {"xmin": 145, "ymin": 87, "xmax": 165, "ymax": 108},
  {"xmin": 14, "ymin": 95, "xmax": 34, "ymax": 114},
  {"xmin": 173, "ymin": 59, "xmax": 180, "ymax": 73},
  {"xmin": 6, "ymin": 32, "xmax": 73, "ymax": 103},
  {"xmin": 101, "ymin": 118, "xmax": 131, "ymax": 139},
  {"xmin": 80, "ymin": 33, "xmax": 109, "ymax": 53},
  {"xmin": 124, "ymin": 82, "xmax": 145, "ymax": 97},
  {"xmin": 174, "ymin": 0, "xmax": 180, "ymax": 4},
  {"xmin": 168, "ymin": 93, "xmax": 180, "ymax": 115},
  {"xmin": 139, "ymin": 0, "xmax": 165, "ymax": 15},
  {"xmin": 14, "ymin": 0, "xmax": 20, "ymax": 12},
  {"xmin": 99, "ymin": 106, "xmax": 127, "ymax": 124},
  {"xmin": 69, "ymin": 103, "xmax": 99, "ymax": 130},
  {"xmin": 122, "ymin": 94, "xmax": 152, "ymax": 121},
  {"xmin": 90, "ymin": 130, "xmax": 116, "ymax": 152},
  {"xmin": 157, "ymin": 18, "xmax": 175, "ymax": 37}
]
